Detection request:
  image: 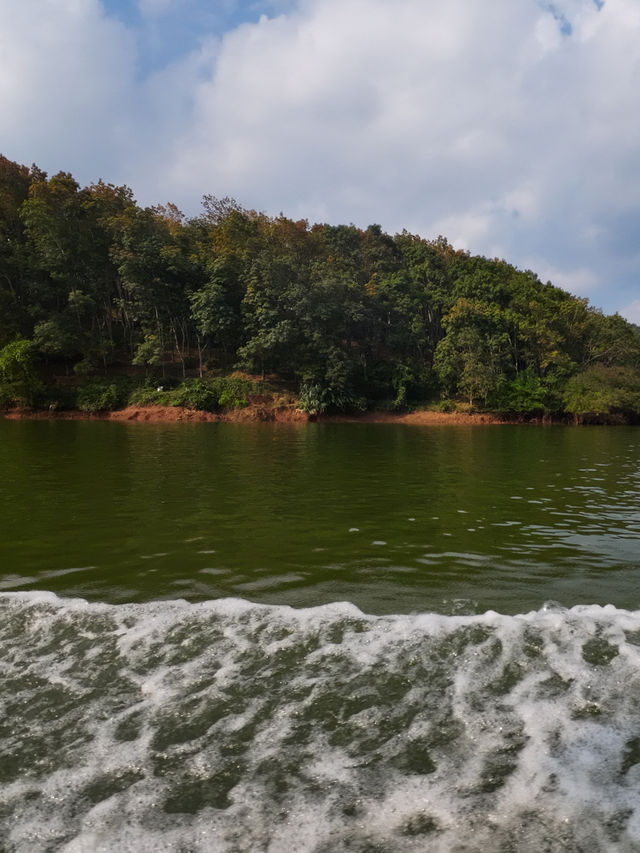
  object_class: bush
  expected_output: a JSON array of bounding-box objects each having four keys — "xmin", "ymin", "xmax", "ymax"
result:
[
  {"xmin": 41, "ymin": 385, "xmax": 78, "ymax": 412},
  {"xmin": 170, "ymin": 380, "xmax": 220, "ymax": 411},
  {"xmin": 76, "ymin": 378, "xmax": 136, "ymax": 413},
  {"xmin": 0, "ymin": 338, "xmax": 42, "ymax": 407},
  {"xmin": 0, "ymin": 383, "xmax": 15, "ymax": 409},
  {"xmin": 127, "ymin": 377, "xmax": 253, "ymax": 412},
  {"xmin": 76, "ymin": 381, "xmax": 121, "ymax": 413},
  {"xmin": 127, "ymin": 385, "xmax": 170, "ymax": 407},
  {"xmin": 215, "ymin": 377, "xmax": 251, "ymax": 409},
  {"xmin": 173, "ymin": 377, "xmax": 251, "ymax": 411},
  {"xmin": 298, "ymin": 382, "xmax": 324, "ymax": 414},
  {"xmin": 494, "ymin": 368, "xmax": 547, "ymax": 414},
  {"xmin": 563, "ymin": 366, "xmax": 640, "ymax": 416},
  {"xmin": 298, "ymin": 381, "xmax": 365, "ymax": 415}
]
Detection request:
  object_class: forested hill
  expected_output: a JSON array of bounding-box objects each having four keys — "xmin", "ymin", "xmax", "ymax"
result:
[{"xmin": 2, "ymin": 153, "xmax": 640, "ymax": 419}]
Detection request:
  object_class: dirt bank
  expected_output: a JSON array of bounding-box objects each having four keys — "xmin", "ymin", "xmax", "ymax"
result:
[
  {"xmin": 2, "ymin": 402, "xmax": 309, "ymax": 424},
  {"xmin": 109, "ymin": 404, "xmax": 309, "ymax": 423},
  {"xmin": 2, "ymin": 403, "xmax": 516, "ymax": 425},
  {"xmin": 317, "ymin": 410, "xmax": 510, "ymax": 425}
]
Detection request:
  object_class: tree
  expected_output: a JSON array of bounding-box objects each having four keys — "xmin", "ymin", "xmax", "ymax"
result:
[
  {"xmin": 109, "ymin": 205, "xmax": 195, "ymax": 376},
  {"xmin": 434, "ymin": 298, "xmax": 510, "ymax": 405},
  {"xmin": 0, "ymin": 337, "xmax": 40, "ymax": 406},
  {"xmin": 0, "ymin": 156, "xmax": 41, "ymax": 345},
  {"xmin": 189, "ymin": 255, "xmax": 244, "ymax": 374},
  {"xmin": 563, "ymin": 366, "xmax": 640, "ymax": 418}
]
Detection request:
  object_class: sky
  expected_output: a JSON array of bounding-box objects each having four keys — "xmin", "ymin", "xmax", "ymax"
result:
[{"xmin": 1, "ymin": 0, "xmax": 639, "ymax": 321}]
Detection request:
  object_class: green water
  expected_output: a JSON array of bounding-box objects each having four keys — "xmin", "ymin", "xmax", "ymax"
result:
[{"xmin": 2, "ymin": 420, "xmax": 639, "ymax": 615}]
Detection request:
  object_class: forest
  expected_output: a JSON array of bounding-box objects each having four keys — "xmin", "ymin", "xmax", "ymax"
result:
[{"xmin": 2, "ymin": 153, "xmax": 640, "ymax": 419}]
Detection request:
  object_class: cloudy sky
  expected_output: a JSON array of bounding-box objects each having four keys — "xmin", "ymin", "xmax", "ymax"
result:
[{"xmin": 1, "ymin": 0, "xmax": 639, "ymax": 319}]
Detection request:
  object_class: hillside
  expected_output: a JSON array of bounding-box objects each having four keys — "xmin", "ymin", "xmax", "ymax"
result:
[{"xmin": 2, "ymin": 153, "xmax": 640, "ymax": 420}]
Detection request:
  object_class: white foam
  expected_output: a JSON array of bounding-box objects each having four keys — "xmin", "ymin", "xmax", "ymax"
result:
[{"xmin": 2, "ymin": 593, "xmax": 640, "ymax": 852}]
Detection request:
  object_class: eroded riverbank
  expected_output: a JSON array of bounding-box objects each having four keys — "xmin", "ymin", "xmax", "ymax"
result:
[{"xmin": 1, "ymin": 404, "xmax": 512, "ymax": 425}]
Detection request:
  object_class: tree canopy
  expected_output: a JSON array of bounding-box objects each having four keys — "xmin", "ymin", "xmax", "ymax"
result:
[{"xmin": 2, "ymin": 153, "xmax": 639, "ymax": 418}]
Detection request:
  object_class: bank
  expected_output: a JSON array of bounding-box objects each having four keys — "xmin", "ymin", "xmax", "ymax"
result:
[{"xmin": 4, "ymin": 402, "xmax": 630, "ymax": 425}]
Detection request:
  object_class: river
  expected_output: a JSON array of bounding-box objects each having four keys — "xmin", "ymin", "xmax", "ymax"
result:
[{"xmin": 1, "ymin": 421, "xmax": 639, "ymax": 851}]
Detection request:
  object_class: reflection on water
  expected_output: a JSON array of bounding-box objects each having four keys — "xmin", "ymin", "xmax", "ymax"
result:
[{"xmin": 0, "ymin": 420, "xmax": 639, "ymax": 613}]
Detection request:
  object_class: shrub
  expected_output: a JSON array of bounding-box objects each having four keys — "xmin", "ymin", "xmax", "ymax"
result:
[
  {"xmin": 127, "ymin": 386, "xmax": 170, "ymax": 407},
  {"xmin": 494, "ymin": 368, "xmax": 547, "ymax": 414},
  {"xmin": 41, "ymin": 385, "xmax": 78, "ymax": 412},
  {"xmin": 0, "ymin": 338, "xmax": 42, "ymax": 407},
  {"xmin": 298, "ymin": 382, "xmax": 324, "ymax": 415},
  {"xmin": 126, "ymin": 377, "xmax": 253, "ymax": 412},
  {"xmin": 0, "ymin": 383, "xmax": 15, "ymax": 408},
  {"xmin": 76, "ymin": 381, "xmax": 121, "ymax": 413},
  {"xmin": 170, "ymin": 380, "xmax": 220, "ymax": 411},
  {"xmin": 76, "ymin": 377, "xmax": 136, "ymax": 413},
  {"xmin": 298, "ymin": 381, "xmax": 365, "ymax": 415},
  {"xmin": 563, "ymin": 366, "xmax": 640, "ymax": 416},
  {"xmin": 215, "ymin": 377, "xmax": 251, "ymax": 409}
]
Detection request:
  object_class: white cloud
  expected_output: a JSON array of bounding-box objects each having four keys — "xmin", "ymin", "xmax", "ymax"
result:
[
  {"xmin": 620, "ymin": 299, "xmax": 640, "ymax": 326},
  {"xmin": 168, "ymin": 0, "xmax": 543, "ymax": 214},
  {"xmin": 0, "ymin": 0, "xmax": 136, "ymax": 176},
  {"xmin": 159, "ymin": 0, "xmax": 640, "ymax": 307},
  {"xmin": 528, "ymin": 261, "xmax": 601, "ymax": 296},
  {"xmin": 1, "ymin": 0, "xmax": 639, "ymax": 316},
  {"xmin": 430, "ymin": 208, "xmax": 495, "ymax": 252}
]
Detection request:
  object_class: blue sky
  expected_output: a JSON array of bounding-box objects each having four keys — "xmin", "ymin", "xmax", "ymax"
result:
[
  {"xmin": 100, "ymin": 0, "xmax": 289, "ymax": 75},
  {"xmin": 1, "ymin": 0, "xmax": 639, "ymax": 322}
]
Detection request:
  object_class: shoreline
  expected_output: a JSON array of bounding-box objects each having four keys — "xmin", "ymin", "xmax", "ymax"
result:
[{"xmin": 1, "ymin": 403, "xmax": 530, "ymax": 426}]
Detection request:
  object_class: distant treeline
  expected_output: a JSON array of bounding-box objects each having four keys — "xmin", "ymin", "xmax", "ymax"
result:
[{"xmin": 2, "ymin": 152, "xmax": 640, "ymax": 418}]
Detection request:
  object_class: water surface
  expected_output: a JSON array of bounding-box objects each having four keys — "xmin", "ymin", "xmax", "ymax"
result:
[
  {"xmin": 2, "ymin": 421, "xmax": 640, "ymax": 851},
  {"xmin": 1, "ymin": 420, "xmax": 639, "ymax": 613}
]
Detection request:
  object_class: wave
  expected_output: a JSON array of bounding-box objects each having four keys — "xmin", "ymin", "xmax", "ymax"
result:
[{"xmin": 2, "ymin": 592, "xmax": 640, "ymax": 851}]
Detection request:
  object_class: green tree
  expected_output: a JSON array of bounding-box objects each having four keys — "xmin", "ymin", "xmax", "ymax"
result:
[
  {"xmin": 434, "ymin": 298, "xmax": 510, "ymax": 405},
  {"xmin": 563, "ymin": 366, "xmax": 640, "ymax": 418},
  {"xmin": 189, "ymin": 255, "xmax": 244, "ymax": 375},
  {"xmin": 0, "ymin": 337, "xmax": 41, "ymax": 406},
  {"xmin": 0, "ymin": 156, "xmax": 44, "ymax": 345}
]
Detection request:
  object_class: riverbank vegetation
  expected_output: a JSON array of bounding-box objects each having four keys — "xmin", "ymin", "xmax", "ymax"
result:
[{"xmin": 2, "ymin": 153, "xmax": 640, "ymax": 422}]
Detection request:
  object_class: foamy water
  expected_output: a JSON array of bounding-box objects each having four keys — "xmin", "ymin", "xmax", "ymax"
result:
[{"xmin": 2, "ymin": 592, "xmax": 640, "ymax": 852}]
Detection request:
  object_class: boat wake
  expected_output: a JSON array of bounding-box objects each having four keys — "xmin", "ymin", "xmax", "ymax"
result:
[{"xmin": 1, "ymin": 592, "xmax": 639, "ymax": 852}]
